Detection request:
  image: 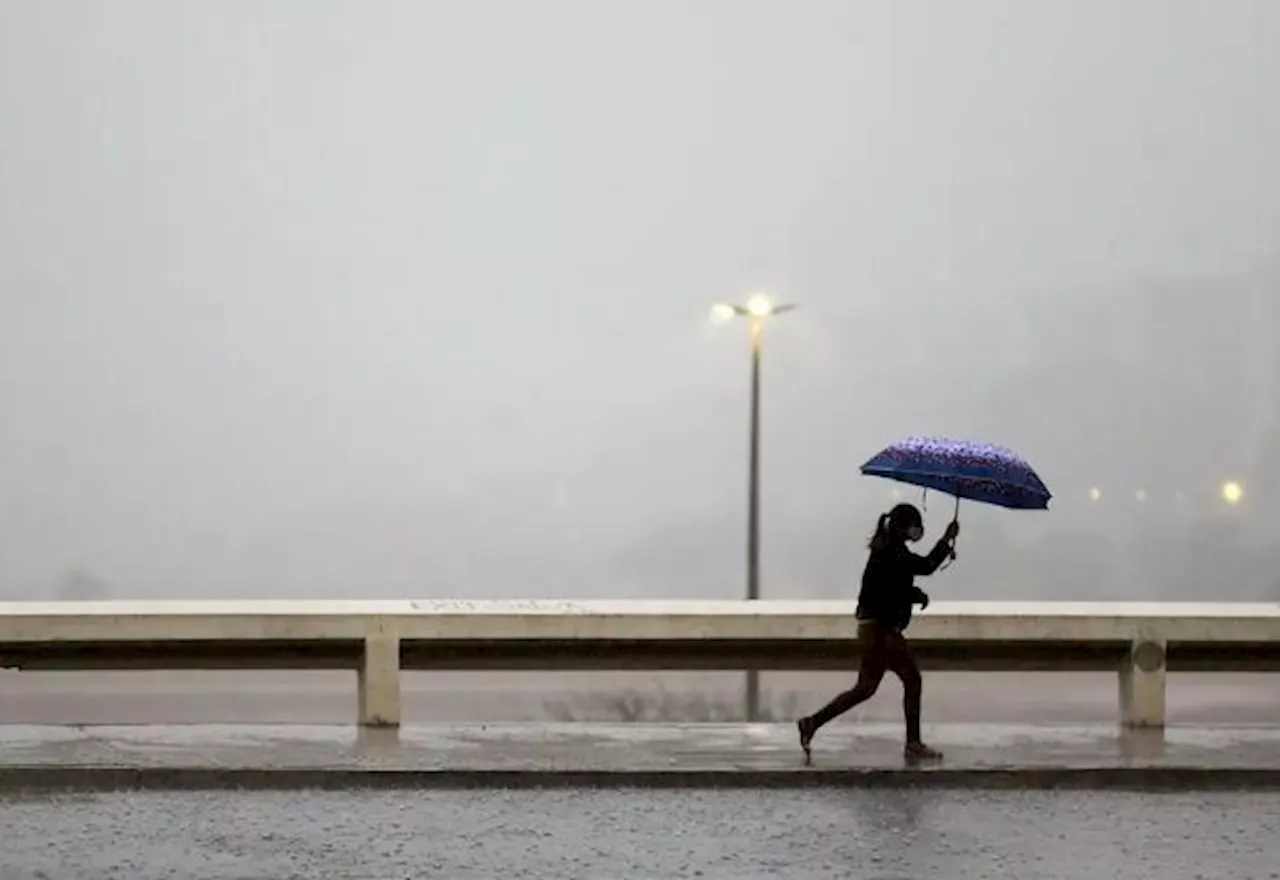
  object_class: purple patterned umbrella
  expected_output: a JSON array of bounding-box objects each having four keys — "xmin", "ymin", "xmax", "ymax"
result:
[{"xmin": 860, "ymin": 436, "xmax": 1052, "ymax": 515}]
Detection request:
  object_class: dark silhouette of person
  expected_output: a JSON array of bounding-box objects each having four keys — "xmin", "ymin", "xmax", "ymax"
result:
[{"xmin": 796, "ymin": 503, "xmax": 957, "ymax": 763}]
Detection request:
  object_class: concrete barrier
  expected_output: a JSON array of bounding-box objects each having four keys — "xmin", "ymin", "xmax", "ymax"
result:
[{"xmin": 2, "ymin": 600, "xmax": 1278, "ymax": 728}]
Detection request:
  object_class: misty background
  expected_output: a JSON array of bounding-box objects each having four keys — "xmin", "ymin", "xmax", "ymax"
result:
[{"xmin": 2, "ymin": 0, "xmax": 1278, "ymax": 605}]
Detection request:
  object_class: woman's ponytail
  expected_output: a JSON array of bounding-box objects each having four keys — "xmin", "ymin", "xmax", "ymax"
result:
[{"xmin": 867, "ymin": 512, "xmax": 891, "ymax": 550}]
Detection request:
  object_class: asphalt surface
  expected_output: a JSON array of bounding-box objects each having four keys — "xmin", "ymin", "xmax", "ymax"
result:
[{"xmin": 2, "ymin": 787, "xmax": 1278, "ymax": 879}]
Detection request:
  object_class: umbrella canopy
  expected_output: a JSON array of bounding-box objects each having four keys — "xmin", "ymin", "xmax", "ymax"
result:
[{"xmin": 861, "ymin": 436, "xmax": 1051, "ymax": 512}]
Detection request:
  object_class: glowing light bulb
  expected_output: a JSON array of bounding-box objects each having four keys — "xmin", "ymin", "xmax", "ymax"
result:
[{"xmin": 745, "ymin": 294, "xmax": 774, "ymax": 318}]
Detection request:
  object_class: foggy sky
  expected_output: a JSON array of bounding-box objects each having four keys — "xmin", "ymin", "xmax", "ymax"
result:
[{"xmin": 2, "ymin": 1, "xmax": 1278, "ymax": 600}]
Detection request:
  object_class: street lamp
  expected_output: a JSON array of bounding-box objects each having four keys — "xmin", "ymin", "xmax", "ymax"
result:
[
  {"xmin": 711, "ymin": 293, "xmax": 797, "ymax": 722},
  {"xmin": 1222, "ymin": 481, "xmax": 1245, "ymax": 506}
]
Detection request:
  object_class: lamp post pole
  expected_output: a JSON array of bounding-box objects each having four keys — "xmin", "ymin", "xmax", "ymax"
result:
[
  {"xmin": 711, "ymin": 295, "xmax": 796, "ymax": 722},
  {"xmin": 745, "ymin": 316, "xmax": 763, "ymax": 721}
]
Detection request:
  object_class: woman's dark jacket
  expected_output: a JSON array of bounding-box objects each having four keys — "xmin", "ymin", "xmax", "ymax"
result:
[{"xmin": 855, "ymin": 538, "xmax": 952, "ymax": 631}]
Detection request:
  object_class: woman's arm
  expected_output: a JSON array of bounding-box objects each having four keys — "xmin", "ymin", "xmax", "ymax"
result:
[{"xmin": 907, "ymin": 539, "xmax": 954, "ymax": 576}]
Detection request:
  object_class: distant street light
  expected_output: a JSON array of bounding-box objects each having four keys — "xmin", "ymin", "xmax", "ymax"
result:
[
  {"xmin": 711, "ymin": 293, "xmax": 797, "ymax": 722},
  {"xmin": 1222, "ymin": 481, "xmax": 1245, "ymax": 506}
]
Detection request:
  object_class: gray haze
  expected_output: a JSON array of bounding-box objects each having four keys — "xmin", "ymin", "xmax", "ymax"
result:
[{"xmin": 1, "ymin": 1, "xmax": 1278, "ymax": 601}]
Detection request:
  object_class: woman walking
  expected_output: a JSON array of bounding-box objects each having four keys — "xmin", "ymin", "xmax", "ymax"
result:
[{"xmin": 796, "ymin": 503, "xmax": 958, "ymax": 762}]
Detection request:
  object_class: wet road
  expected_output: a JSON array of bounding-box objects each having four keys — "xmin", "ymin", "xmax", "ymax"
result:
[
  {"xmin": 5, "ymin": 722, "xmax": 1280, "ymax": 787},
  {"xmin": 2, "ymin": 788, "xmax": 1277, "ymax": 879}
]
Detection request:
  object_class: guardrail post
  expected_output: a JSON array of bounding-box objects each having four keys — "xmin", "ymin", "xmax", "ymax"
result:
[
  {"xmin": 1119, "ymin": 637, "xmax": 1166, "ymax": 728},
  {"xmin": 358, "ymin": 634, "xmax": 401, "ymax": 727}
]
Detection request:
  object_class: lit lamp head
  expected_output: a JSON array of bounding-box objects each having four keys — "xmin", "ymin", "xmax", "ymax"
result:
[
  {"xmin": 710, "ymin": 294, "xmax": 797, "ymax": 323},
  {"xmin": 1221, "ymin": 481, "xmax": 1244, "ymax": 506},
  {"xmin": 746, "ymin": 294, "xmax": 775, "ymax": 318},
  {"xmin": 709, "ymin": 303, "xmax": 738, "ymax": 323}
]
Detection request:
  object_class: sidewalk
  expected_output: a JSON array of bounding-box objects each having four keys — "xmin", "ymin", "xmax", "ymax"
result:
[{"xmin": 2, "ymin": 723, "xmax": 1280, "ymax": 790}]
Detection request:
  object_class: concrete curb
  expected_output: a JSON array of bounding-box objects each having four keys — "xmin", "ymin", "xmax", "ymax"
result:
[{"xmin": 3, "ymin": 766, "xmax": 1280, "ymax": 792}]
